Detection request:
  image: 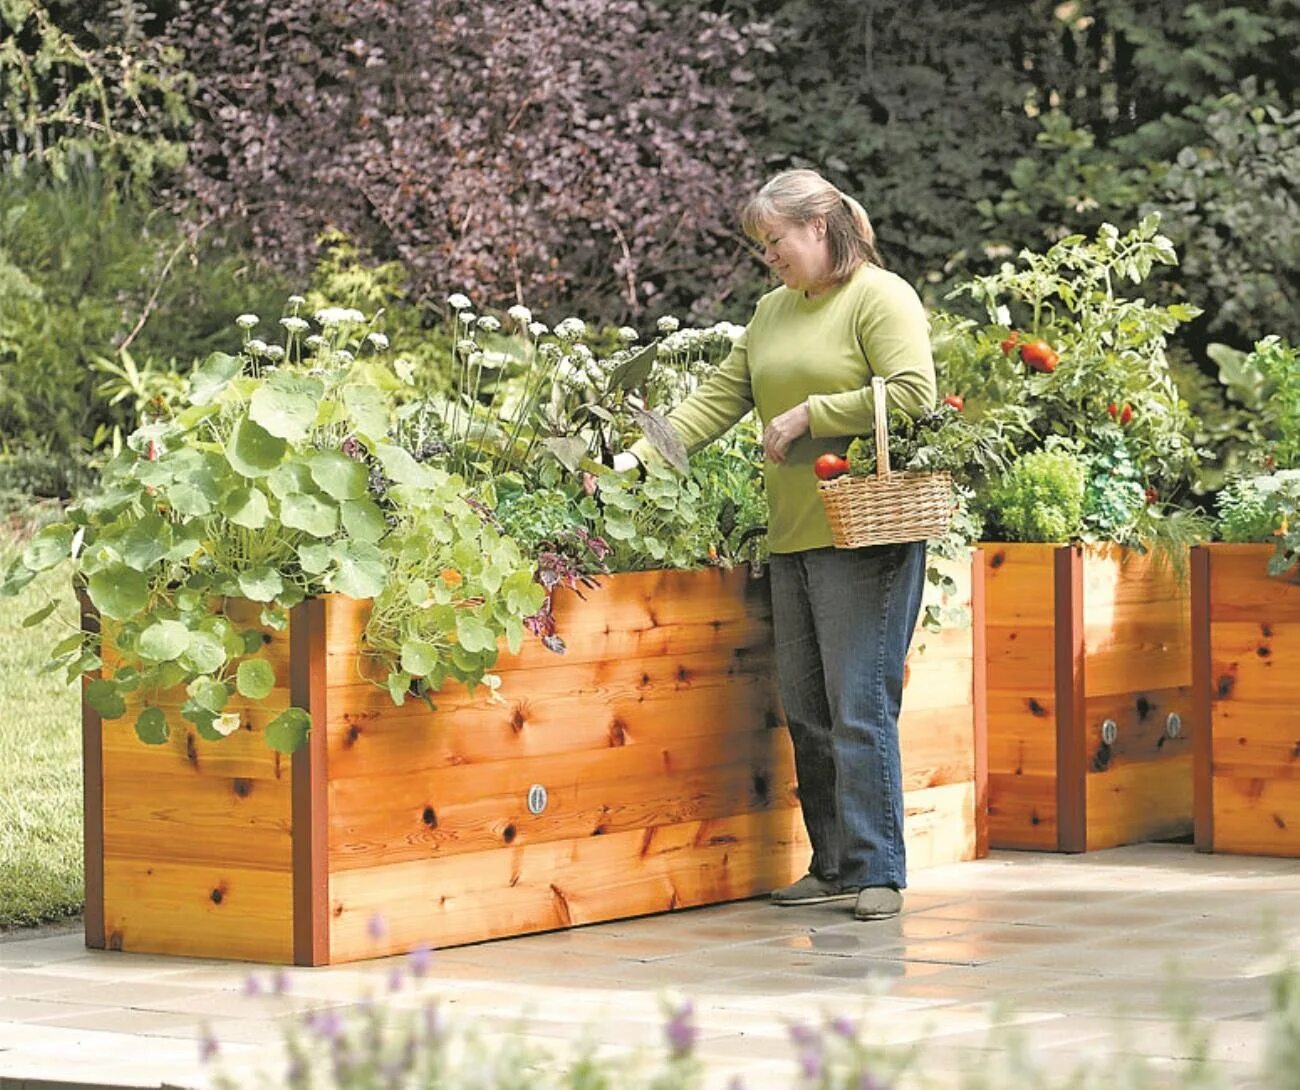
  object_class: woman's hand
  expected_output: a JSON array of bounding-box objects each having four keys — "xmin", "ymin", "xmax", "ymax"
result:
[
  {"xmin": 762, "ymin": 402, "xmax": 811, "ymax": 463},
  {"xmin": 581, "ymin": 451, "xmax": 642, "ymax": 495}
]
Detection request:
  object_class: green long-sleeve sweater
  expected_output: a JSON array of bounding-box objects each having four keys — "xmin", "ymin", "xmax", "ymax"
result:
[{"xmin": 632, "ymin": 262, "xmax": 936, "ymax": 554}]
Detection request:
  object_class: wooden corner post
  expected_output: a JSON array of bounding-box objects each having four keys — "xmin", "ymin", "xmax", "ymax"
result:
[{"xmin": 290, "ymin": 597, "xmax": 329, "ymax": 966}]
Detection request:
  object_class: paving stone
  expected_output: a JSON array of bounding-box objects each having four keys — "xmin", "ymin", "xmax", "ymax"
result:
[{"xmin": 0, "ymin": 844, "xmax": 1297, "ymax": 1089}]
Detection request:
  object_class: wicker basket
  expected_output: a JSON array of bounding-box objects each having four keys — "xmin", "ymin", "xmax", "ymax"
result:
[{"xmin": 817, "ymin": 376, "xmax": 955, "ymax": 548}]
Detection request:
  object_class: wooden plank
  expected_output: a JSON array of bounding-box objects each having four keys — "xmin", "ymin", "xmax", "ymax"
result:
[
  {"xmin": 1207, "ymin": 623, "xmax": 1300, "ymax": 702},
  {"xmin": 987, "ymin": 772, "xmax": 1057, "ymax": 850},
  {"xmin": 1191, "ymin": 545, "xmax": 1213, "ymax": 852},
  {"xmin": 1209, "ymin": 704, "xmax": 1300, "ymax": 776},
  {"xmin": 328, "ymin": 730, "xmax": 802, "ymax": 869},
  {"xmin": 328, "ymin": 808, "xmax": 811, "ymax": 959},
  {"xmin": 1209, "ymin": 776, "xmax": 1300, "ymax": 857},
  {"xmin": 984, "ymin": 693, "xmax": 1058, "ymax": 777},
  {"xmin": 100, "ymin": 700, "xmax": 291, "ymax": 783},
  {"xmin": 904, "ymin": 782, "xmax": 978, "ymax": 870},
  {"xmin": 324, "ymin": 568, "xmax": 775, "ymax": 677},
  {"xmin": 291, "ymin": 596, "xmax": 330, "ymax": 967},
  {"xmin": 1080, "ymin": 545, "xmax": 1191, "ymax": 698},
  {"xmin": 981, "ymin": 543, "xmax": 1058, "ymax": 625},
  {"xmin": 79, "ymin": 590, "xmax": 105, "ymax": 951},
  {"xmin": 102, "ymin": 858, "xmax": 294, "ymax": 963},
  {"xmin": 1203, "ymin": 544, "xmax": 1300, "ymax": 621},
  {"xmin": 1084, "ymin": 756, "xmax": 1193, "ymax": 850},
  {"xmin": 1055, "ymin": 545, "xmax": 1086, "ymax": 852},
  {"xmin": 1082, "ymin": 688, "xmax": 1193, "ymax": 768},
  {"xmin": 102, "ymin": 769, "xmax": 292, "ymax": 868},
  {"xmin": 323, "ymin": 650, "xmax": 779, "ymax": 779}
]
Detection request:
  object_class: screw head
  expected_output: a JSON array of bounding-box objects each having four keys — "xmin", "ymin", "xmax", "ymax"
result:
[
  {"xmin": 1165, "ymin": 713, "xmax": 1182, "ymax": 739},
  {"xmin": 1100, "ymin": 719, "xmax": 1118, "ymax": 746},
  {"xmin": 526, "ymin": 784, "xmax": 548, "ymax": 815}
]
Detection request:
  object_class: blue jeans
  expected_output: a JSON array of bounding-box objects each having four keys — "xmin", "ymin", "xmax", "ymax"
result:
[{"xmin": 769, "ymin": 542, "xmax": 926, "ymax": 890}]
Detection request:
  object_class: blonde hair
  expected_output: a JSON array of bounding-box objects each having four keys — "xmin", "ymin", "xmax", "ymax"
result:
[{"xmin": 740, "ymin": 169, "xmax": 884, "ymax": 282}]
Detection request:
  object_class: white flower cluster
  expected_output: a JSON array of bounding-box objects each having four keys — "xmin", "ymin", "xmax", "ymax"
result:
[
  {"xmin": 236, "ymin": 314, "xmax": 259, "ymax": 330},
  {"xmin": 279, "ymin": 316, "xmax": 310, "ymax": 334},
  {"xmin": 315, "ymin": 306, "xmax": 366, "ymax": 327},
  {"xmin": 554, "ymin": 317, "xmax": 587, "ymax": 341},
  {"xmin": 366, "ymin": 332, "xmax": 390, "ymax": 350},
  {"xmin": 617, "ymin": 326, "xmax": 640, "ymax": 343},
  {"xmin": 507, "ymin": 304, "xmax": 532, "ymax": 325},
  {"xmin": 476, "ymin": 316, "xmax": 501, "ymax": 334},
  {"xmin": 656, "ymin": 315, "xmax": 680, "ymax": 334},
  {"xmin": 447, "ymin": 293, "xmax": 472, "ymax": 311}
]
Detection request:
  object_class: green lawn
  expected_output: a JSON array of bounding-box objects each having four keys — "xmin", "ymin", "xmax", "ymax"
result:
[{"xmin": 0, "ymin": 533, "xmax": 83, "ymax": 929}]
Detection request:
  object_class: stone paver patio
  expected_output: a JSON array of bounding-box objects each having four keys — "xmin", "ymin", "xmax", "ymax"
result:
[{"xmin": 1, "ymin": 842, "xmax": 1296, "ymax": 1089}]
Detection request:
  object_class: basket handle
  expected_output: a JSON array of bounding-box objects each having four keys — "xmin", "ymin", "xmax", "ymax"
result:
[{"xmin": 872, "ymin": 375, "xmax": 889, "ymax": 478}]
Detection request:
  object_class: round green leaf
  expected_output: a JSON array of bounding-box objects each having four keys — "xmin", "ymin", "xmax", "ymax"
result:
[
  {"xmin": 264, "ymin": 707, "xmax": 312, "ymax": 753},
  {"xmin": 267, "ymin": 461, "xmax": 314, "ymax": 499},
  {"xmin": 326, "ymin": 542, "xmax": 386, "ymax": 599},
  {"xmin": 181, "ymin": 631, "xmax": 227, "ymax": 675},
  {"xmin": 236, "ymin": 658, "xmax": 276, "ymax": 700},
  {"xmin": 374, "ymin": 443, "xmax": 436, "ymax": 489},
  {"xmin": 87, "ymin": 565, "xmax": 150, "ymax": 621},
  {"xmin": 342, "ymin": 384, "xmax": 389, "ymax": 440},
  {"xmin": 21, "ymin": 524, "xmax": 72, "ymax": 572},
  {"xmin": 227, "ymin": 414, "xmax": 287, "ymax": 478},
  {"xmin": 400, "ymin": 638, "xmax": 439, "ymax": 677},
  {"xmin": 138, "ymin": 619, "xmax": 191, "ymax": 662},
  {"xmin": 119, "ymin": 515, "xmax": 170, "ymax": 572},
  {"xmin": 134, "ymin": 706, "xmax": 170, "ymax": 745},
  {"xmin": 223, "ymin": 486, "xmax": 271, "ymax": 529},
  {"xmin": 385, "ymin": 670, "xmax": 411, "ymax": 706},
  {"xmin": 308, "ymin": 450, "xmax": 368, "ymax": 501},
  {"xmin": 455, "ymin": 614, "xmax": 497, "ymax": 655},
  {"xmin": 165, "ymin": 450, "xmax": 225, "ymax": 518},
  {"xmin": 189, "ymin": 677, "xmax": 230, "ymax": 715},
  {"xmin": 238, "ymin": 565, "xmax": 284, "ymax": 603},
  {"xmin": 281, "ymin": 493, "xmax": 339, "ymax": 538},
  {"xmin": 250, "ymin": 371, "xmax": 324, "ymax": 442},
  {"xmin": 189, "ymin": 352, "xmax": 242, "ymax": 406},
  {"xmin": 85, "ymin": 679, "xmax": 127, "ymax": 719},
  {"xmin": 341, "ymin": 498, "xmax": 386, "ymax": 544},
  {"xmin": 297, "ymin": 541, "xmax": 333, "ymax": 575}
]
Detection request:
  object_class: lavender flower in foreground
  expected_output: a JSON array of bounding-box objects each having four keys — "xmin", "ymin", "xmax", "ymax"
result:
[
  {"xmin": 198, "ymin": 1024, "xmax": 219, "ymax": 1063},
  {"xmin": 408, "ymin": 943, "xmax": 434, "ymax": 979},
  {"xmin": 664, "ymin": 998, "xmax": 698, "ymax": 1059}
]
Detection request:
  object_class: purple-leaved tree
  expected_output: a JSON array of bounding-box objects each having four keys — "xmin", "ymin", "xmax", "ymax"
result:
[{"xmin": 165, "ymin": 0, "xmax": 768, "ymax": 320}]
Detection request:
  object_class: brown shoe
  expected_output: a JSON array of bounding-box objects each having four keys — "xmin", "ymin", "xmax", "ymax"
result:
[
  {"xmin": 853, "ymin": 886, "xmax": 903, "ymax": 920},
  {"xmin": 770, "ymin": 873, "xmax": 859, "ymax": 906}
]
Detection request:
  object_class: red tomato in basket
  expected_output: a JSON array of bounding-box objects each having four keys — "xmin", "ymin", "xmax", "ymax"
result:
[{"xmin": 813, "ymin": 453, "xmax": 850, "ymax": 481}]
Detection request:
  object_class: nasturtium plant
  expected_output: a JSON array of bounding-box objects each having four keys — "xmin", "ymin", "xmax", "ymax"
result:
[{"xmin": 0, "ymin": 301, "xmax": 545, "ymax": 752}]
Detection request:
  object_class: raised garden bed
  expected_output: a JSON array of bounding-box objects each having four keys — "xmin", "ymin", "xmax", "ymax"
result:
[
  {"xmin": 1191, "ymin": 544, "xmax": 1300, "ymax": 858},
  {"xmin": 84, "ymin": 558, "xmax": 986, "ymax": 965},
  {"xmin": 983, "ymin": 543, "xmax": 1192, "ymax": 852}
]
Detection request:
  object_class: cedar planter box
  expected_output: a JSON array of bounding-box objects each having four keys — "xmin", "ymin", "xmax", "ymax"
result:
[
  {"xmin": 83, "ymin": 559, "xmax": 986, "ymax": 966},
  {"xmin": 1191, "ymin": 544, "xmax": 1300, "ymax": 857},
  {"xmin": 982, "ymin": 543, "xmax": 1193, "ymax": 852}
]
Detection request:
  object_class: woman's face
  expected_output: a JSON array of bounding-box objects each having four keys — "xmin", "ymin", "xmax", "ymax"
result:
[{"xmin": 754, "ymin": 217, "xmax": 833, "ymax": 294}]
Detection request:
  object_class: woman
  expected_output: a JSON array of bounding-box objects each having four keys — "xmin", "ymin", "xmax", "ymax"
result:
[{"xmin": 618, "ymin": 169, "xmax": 936, "ymax": 920}]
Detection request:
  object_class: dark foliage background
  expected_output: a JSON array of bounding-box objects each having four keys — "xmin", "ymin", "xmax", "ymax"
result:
[{"xmin": 1, "ymin": 0, "xmax": 1297, "ymax": 470}]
